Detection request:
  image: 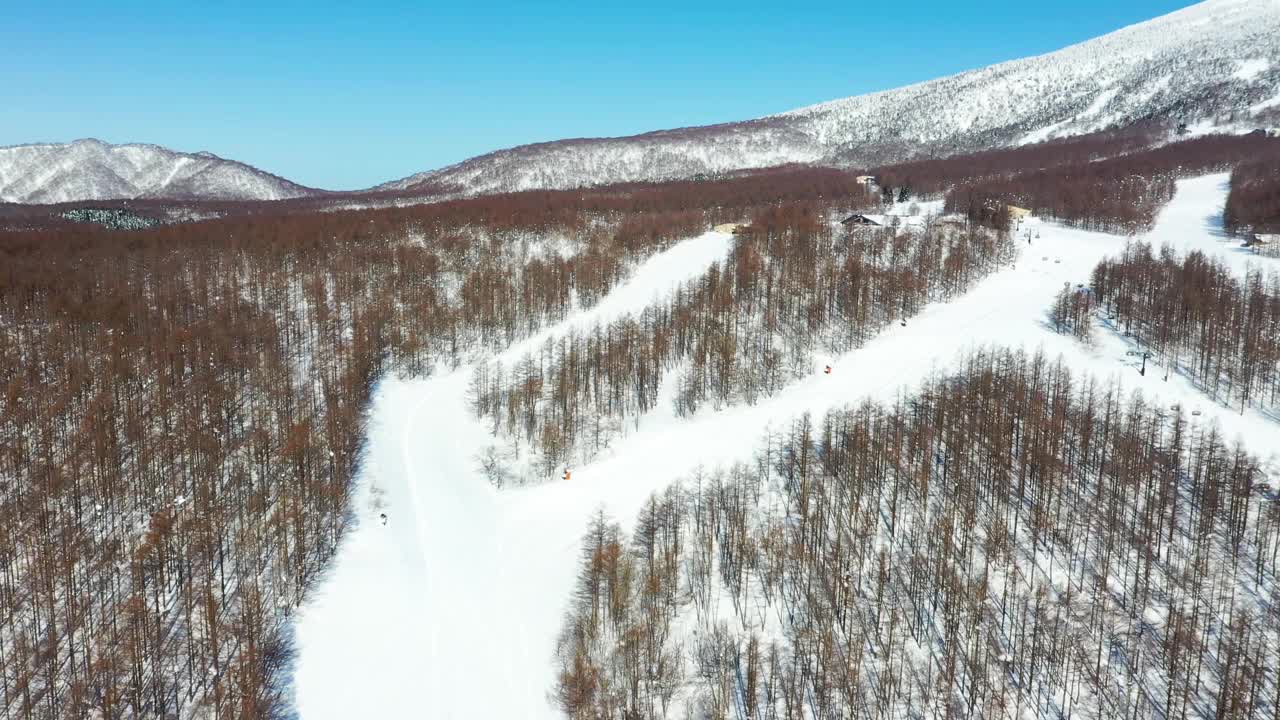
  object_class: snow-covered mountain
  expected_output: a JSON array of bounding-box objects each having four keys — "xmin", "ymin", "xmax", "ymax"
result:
[
  {"xmin": 383, "ymin": 0, "xmax": 1280, "ymax": 196},
  {"xmin": 6, "ymin": 0, "xmax": 1279, "ymax": 206},
  {"xmin": 0, "ymin": 139, "xmax": 318, "ymax": 204}
]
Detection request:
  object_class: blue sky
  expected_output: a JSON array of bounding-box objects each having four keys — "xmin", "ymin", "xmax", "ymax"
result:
[{"xmin": 3, "ymin": 1, "xmax": 1195, "ymax": 189}]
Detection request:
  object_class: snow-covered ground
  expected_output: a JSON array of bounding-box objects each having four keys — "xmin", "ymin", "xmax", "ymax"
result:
[
  {"xmin": 291, "ymin": 175, "xmax": 1278, "ymax": 719},
  {"xmin": 1138, "ymin": 172, "xmax": 1271, "ymax": 275}
]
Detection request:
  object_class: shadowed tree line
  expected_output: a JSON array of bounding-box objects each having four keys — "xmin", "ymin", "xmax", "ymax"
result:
[{"xmin": 1225, "ymin": 157, "xmax": 1280, "ymax": 243}]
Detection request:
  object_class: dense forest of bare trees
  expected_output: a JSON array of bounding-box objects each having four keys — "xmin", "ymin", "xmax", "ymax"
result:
[
  {"xmin": 0, "ymin": 164, "xmax": 871, "ymax": 233},
  {"xmin": 1224, "ymin": 156, "xmax": 1280, "ymax": 242},
  {"xmin": 0, "ymin": 169, "xmax": 870, "ymax": 719},
  {"xmin": 0, "ymin": 227, "xmax": 424, "ymax": 719},
  {"xmin": 555, "ymin": 348, "xmax": 1280, "ymax": 720},
  {"xmin": 5, "ymin": 128, "xmax": 1280, "ymax": 719},
  {"xmin": 869, "ymin": 126, "xmax": 1162, "ymax": 199},
  {"xmin": 1084, "ymin": 243, "xmax": 1280, "ymax": 412},
  {"xmin": 943, "ymin": 134, "xmax": 1280, "ymax": 234},
  {"xmin": 469, "ymin": 207, "xmax": 1016, "ymax": 482}
]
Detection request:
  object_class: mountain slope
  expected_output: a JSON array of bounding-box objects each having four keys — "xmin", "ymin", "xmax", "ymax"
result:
[
  {"xmin": 6, "ymin": 0, "xmax": 1278, "ymax": 206},
  {"xmin": 383, "ymin": 0, "xmax": 1280, "ymax": 196},
  {"xmin": 0, "ymin": 139, "xmax": 320, "ymax": 204}
]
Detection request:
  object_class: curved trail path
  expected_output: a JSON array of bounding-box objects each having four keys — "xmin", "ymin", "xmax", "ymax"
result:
[{"xmin": 293, "ymin": 178, "xmax": 1278, "ymax": 718}]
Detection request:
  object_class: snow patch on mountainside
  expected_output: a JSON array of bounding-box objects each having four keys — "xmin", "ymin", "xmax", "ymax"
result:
[
  {"xmin": 1019, "ymin": 118, "xmax": 1073, "ymax": 145},
  {"xmin": 1233, "ymin": 57, "xmax": 1271, "ymax": 80},
  {"xmin": 0, "ymin": 139, "xmax": 319, "ymax": 204},
  {"xmin": 1252, "ymin": 90, "xmax": 1280, "ymax": 113}
]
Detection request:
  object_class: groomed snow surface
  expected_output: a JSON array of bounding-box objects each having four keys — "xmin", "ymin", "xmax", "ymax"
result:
[{"xmin": 291, "ymin": 176, "xmax": 1279, "ymax": 719}]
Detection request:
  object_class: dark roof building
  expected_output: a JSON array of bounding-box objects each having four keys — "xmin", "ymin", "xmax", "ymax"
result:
[{"xmin": 840, "ymin": 214, "xmax": 881, "ymax": 227}]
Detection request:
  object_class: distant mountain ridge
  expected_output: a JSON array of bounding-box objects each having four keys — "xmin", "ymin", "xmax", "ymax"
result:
[
  {"xmin": 0, "ymin": 138, "xmax": 319, "ymax": 204},
  {"xmin": 380, "ymin": 0, "xmax": 1280, "ymax": 196},
  {"xmin": 3, "ymin": 0, "xmax": 1279, "ymax": 206}
]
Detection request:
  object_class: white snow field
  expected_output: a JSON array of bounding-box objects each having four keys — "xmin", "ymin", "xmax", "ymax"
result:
[{"xmin": 292, "ymin": 178, "xmax": 1279, "ymax": 719}]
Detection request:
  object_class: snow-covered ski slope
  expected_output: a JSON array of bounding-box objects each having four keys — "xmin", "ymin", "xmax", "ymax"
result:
[{"xmin": 292, "ymin": 178, "xmax": 1279, "ymax": 719}]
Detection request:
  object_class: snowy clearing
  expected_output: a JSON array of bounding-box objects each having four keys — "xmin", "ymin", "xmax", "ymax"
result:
[
  {"xmin": 291, "ymin": 176, "xmax": 1278, "ymax": 719},
  {"xmin": 1231, "ymin": 56, "xmax": 1271, "ymax": 81},
  {"xmin": 1252, "ymin": 90, "xmax": 1280, "ymax": 114}
]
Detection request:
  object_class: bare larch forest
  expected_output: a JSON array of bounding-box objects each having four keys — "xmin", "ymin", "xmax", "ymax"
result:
[{"xmin": 1, "ymin": 130, "xmax": 1279, "ymax": 719}]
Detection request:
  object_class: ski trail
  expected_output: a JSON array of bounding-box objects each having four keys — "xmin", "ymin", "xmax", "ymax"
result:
[
  {"xmin": 293, "ymin": 230, "xmax": 733, "ymax": 719},
  {"xmin": 498, "ymin": 229, "xmax": 733, "ymax": 364},
  {"xmin": 294, "ymin": 177, "xmax": 1279, "ymax": 720},
  {"xmin": 1145, "ymin": 173, "xmax": 1276, "ymax": 275},
  {"xmin": 464, "ymin": 189, "xmax": 1280, "ymax": 719}
]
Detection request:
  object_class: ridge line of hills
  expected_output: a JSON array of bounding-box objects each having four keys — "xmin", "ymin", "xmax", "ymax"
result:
[{"xmin": 2, "ymin": 0, "xmax": 1279, "ymax": 208}]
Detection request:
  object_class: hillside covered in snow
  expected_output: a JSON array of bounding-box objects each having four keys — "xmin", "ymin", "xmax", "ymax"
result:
[
  {"xmin": 6, "ymin": 1, "xmax": 1279, "ymax": 207},
  {"xmin": 383, "ymin": 0, "xmax": 1280, "ymax": 196},
  {"xmin": 0, "ymin": 138, "xmax": 319, "ymax": 204}
]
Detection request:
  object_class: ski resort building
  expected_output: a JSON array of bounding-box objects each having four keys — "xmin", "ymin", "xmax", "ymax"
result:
[
  {"xmin": 840, "ymin": 213, "xmax": 881, "ymax": 227},
  {"xmin": 1006, "ymin": 205, "xmax": 1032, "ymax": 221},
  {"xmin": 931, "ymin": 213, "xmax": 969, "ymax": 228},
  {"xmin": 1246, "ymin": 232, "xmax": 1279, "ymax": 257}
]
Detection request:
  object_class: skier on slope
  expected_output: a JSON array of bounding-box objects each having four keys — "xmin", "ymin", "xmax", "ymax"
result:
[
  {"xmin": 824, "ymin": 364, "xmax": 832, "ymax": 375},
  {"xmin": 379, "ymin": 512, "xmax": 387, "ymax": 526},
  {"xmin": 563, "ymin": 467, "xmax": 572, "ymax": 481}
]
